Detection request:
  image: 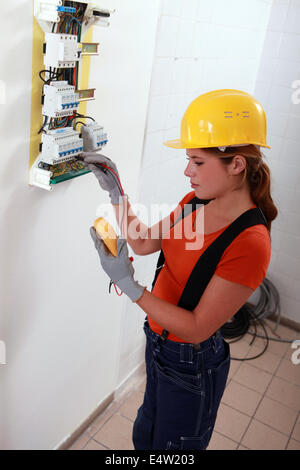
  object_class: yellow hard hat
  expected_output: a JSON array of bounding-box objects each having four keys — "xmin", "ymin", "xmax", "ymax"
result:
[{"xmin": 164, "ymin": 89, "xmax": 270, "ymax": 149}]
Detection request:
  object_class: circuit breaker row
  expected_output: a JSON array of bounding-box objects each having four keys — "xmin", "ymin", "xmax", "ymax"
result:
[{"xmin": 40, "ymin": 125, "xmax": 108, "ymax": 165}]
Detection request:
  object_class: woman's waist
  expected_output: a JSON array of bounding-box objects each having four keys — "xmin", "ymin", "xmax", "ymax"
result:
[{"xmin": 145, "ymin": 317, "xmax": 223, "ymax": 354}]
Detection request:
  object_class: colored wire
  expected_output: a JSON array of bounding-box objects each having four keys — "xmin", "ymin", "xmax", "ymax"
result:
[
  {"xmin": 93, "ymin": 163, "xmax": 126, "ymax": 237},
  {"xmin": 38, "ymin": 115, "xmax": 48, "ymax": 134},
  {"xmin": 39, "ymin": 69, "xmax": 60, "ymax": 84},
  {"xmin": 92, "ymin": 161, "xmax": 128, "ymax": 297},
  {"xmin": 75, "ymin": 113, "xmax": 95, "ymax": 122}
]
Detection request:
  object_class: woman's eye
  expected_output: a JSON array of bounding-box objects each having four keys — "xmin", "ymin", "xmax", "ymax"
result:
[{"xmin": 186, "ymin": 158, "xmax": 203, "ymax": 166}]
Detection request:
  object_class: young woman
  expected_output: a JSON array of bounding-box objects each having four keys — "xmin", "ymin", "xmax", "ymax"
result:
[{"xmin": 82, "ymin": 89, "xmax": 278, "ymax": 450}]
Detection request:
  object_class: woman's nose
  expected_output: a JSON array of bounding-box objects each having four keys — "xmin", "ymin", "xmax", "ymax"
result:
[{"xmin": 184, "ymin": 160, "xmax": 194, "ymax": 177}]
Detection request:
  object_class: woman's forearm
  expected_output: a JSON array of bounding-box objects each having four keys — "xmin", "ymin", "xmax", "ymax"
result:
[
  {"xmin": 134, "ymin": 289, "xmax": 199, "ymax": 343},
  {"xmin": 112, "ymin": 196, "xmax": 149, "ymax": 255}
]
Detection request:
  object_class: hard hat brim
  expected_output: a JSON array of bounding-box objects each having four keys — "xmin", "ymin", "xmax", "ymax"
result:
[{"xmin": 163, "ymin": 139, "xmax": 271, "ymax": 149}]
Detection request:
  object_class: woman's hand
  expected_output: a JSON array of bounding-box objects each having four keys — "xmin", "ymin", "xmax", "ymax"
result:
[
  {"xmin": 90, "ymin": 227, "xmax": 146, "ymax": 302},
  {"xmin": 81, "ymin": 153, "xmax": 123, "ymax": 205}
]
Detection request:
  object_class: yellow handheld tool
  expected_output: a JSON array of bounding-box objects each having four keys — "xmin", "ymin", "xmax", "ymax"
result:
[{"xmin": 94, "ymin": 217, "xmax": 118, "ymax": 257}]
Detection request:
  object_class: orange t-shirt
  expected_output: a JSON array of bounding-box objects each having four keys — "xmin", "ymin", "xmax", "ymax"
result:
[{"xmin": 148, "ymin": 191, "xmax": 271, "ymax": 342}]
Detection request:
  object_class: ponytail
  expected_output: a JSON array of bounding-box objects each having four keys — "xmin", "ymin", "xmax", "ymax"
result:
[{"xmin": 206, "ymin": 145, "xmax": 278, "ymax": 232}]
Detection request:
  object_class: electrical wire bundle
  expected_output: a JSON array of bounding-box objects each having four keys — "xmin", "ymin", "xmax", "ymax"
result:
[
  {"xmin": 220, "ymin": 277, "xmax": 291, "ymax": 361},
  {"xmin": 52, "ymin": 1, "xmax": 87, "ymax": 90}
]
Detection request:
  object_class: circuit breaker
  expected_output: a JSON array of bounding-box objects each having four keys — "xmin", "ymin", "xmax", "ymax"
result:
[
  {"xmin": 44, "ymin": 33, "xmax": 81, "ymax": 68},
  {"xmin": 30, "ymin": 1, "xmax": 114, "ymax": 191},
  {"xmin": 81, "ymin": 122, "xmax": 108, "ymax": 151},
  {"xmin": 43, "ymin": 81, "xmax": 79, "ymax": 118},
  {"xmin": 41, "ymin": 128, "xmax": 83, "ymax": 164}
]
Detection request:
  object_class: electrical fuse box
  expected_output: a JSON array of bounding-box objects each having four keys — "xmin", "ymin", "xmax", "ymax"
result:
[
  {"xmin": 43, "ymin": 81, "xmax": 79, "ymax": 118},
  {"xmin": 30, "ymin": 2, "xmax": 115, "ymax": 191},
  {"xmin": 44, "ymin": 32, "xmax": 80, "ymax": 68},
  {"xmin": 41, "ymin": 127, "xmax": 83, "ymax": 164},
  {"xmin": 81, "ymin": 122, "xmax": 108, "ymax": 151}
]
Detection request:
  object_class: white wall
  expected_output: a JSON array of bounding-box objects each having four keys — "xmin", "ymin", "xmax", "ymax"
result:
[
  {"xmin": 254, "ymin": 0, "xmax": 300, "ymax": 324},
  {"xmin": 0, "ymin": 0, "xmax": 160, "ymax": 450},
  {"xmin": 1, "ymin": 0, "xmax": 299, "ymax": 451},
  {"xmin": 119, "ymin": 0, "xmax": 274, "ymax": 390}
]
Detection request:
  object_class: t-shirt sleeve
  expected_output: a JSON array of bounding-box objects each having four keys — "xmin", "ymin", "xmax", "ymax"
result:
[{"xmin": 215, "ymin": 226, "xmax": 271, "ymax": 291}]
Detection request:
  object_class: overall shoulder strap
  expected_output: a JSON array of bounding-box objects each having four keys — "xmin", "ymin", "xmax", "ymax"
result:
[{"xmin": 177, "ymin": 207, "xmax": 269, "ymax": 311}]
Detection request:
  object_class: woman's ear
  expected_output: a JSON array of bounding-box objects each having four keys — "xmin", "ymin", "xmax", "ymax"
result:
[{"xmin": 230, "ymin": 155, "xmax": 247, "ymax": 175}]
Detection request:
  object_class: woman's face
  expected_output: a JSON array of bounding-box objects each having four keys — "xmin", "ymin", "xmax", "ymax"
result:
[{"xmin": 184, "ymin": 148, "xmax": 236, "ymax": 200}]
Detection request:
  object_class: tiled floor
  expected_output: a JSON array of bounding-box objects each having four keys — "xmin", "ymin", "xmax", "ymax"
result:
[{"xmin": 69, "ymin": 320, "xmax": 300, "ymax": 450}]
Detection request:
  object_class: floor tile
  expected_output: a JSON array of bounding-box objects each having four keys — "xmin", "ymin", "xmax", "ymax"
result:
[
  {"xmin": 248, "ymin": 321, "xmax": 298, "ymax": 359},
  {"xmin": 214, "ymin": 403, "xmax": 251, "ymax": 443},
  {"xmin": 246, "ymin": 333, "xmax": 290, "ymax": 358},
  {"xmin": 207, "ymin": 431, "xmax": 238, "ymax": 450},
  {"xmin": 69, "ymin": 432, "xmax": 91, "ymax": 450},
  {"xmin": 227, "ymin": 358, "xmax": 241, "ymax": 379},
  {"xmin": 286, "ymin": 438, "xmax": 300, "ymax": 450},
  {"xmin": 83, "ymin": 439, "xmax": 108, "ymax": 450},
  {"xmin": 291, "ymin": 414, "xmax": 300, "ymax": 442},
  {"xmin": 266, "ymin": 376, "xmax": 300, "ymax": 411},
  {"xmin": 228, "ymin": 338, "xmax": 251, "ymax": 360},
  {"xmin": 233, "ymin": 362, "xmax": 273, "ymax": 394},
  {"xmin": 275, "ymin": 358, "xmax": 300, "ymax": 387},
  {"xmin": 245, "ymin": 345, "xmax": 282, "ymax": 374},
  {"xmin": 241, "ymin": 419, "xmax": 289, "ymax": 450},
  {"xmin": 271, "ymin": 323, "xmax": 298, "ymax": 342},
  {"xmin": 221, "ymin": 380, "xmax": 262, "ymax": 417},
  {"xmin": 86, "ymin": 401, "xmax": 121, "ymax": 438},
  {"xmin": 93, "ymin": 414, "xmax": 134, "ymax": 450},
  {"xmin": 138, "ymin": 377, "xmax": 146, "ymax": 393},
  {"xmin": 254, "ymin": 396, "xmax": 298, "ymax": 436},
  {"xmin": 118, "ymin": 391, "xmax": 144, "ymax": 421}
]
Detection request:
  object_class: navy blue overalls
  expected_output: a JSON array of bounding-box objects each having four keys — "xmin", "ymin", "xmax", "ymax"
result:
[{"xmin": 132, "ymin": 196, "xmax": 268, "ymax": 450}]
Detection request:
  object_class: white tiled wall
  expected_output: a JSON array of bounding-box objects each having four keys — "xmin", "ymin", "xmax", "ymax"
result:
[
  {"xmin": 136, "ymin": 0, "xmax": 273, "ymax": 294},
  {"xmin": 137, "ymin": 0, "xmax": 300, "ymax": 325},
  {"xmin": 118, "ymin": 0, "xmax": 300, "ymax": 389},
  {"xmin": 139, "ymin": 0, "xmax": 273, "ymax": 205},
  {"xmin": 254, "ymin": 0, "xmax": 300, "ymax": 324}
]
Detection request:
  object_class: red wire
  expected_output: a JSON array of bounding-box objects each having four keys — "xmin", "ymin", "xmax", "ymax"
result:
[
  {"xmin": 94, "ymin": 163, "xmax": 127, "ymax": 236},
  {"xmin": 113, "ymin": 284, "xmax": 123, "ymax": 296},
  {"xmin": 94, "ymin": 162, "xmax": 130, "ymax": 297}
]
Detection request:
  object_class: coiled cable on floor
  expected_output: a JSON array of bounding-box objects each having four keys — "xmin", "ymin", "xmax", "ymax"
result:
[{"xmin": 220, "ymin": 277, "xmax": 293, "ymax": 361}]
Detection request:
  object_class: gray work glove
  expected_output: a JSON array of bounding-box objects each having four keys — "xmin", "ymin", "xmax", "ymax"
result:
[
  {"xmin": 90, "ymin": 227, "xmax": 146, "ymax": 302},
  {"xmin": 81, "ymin": 153, "xmax": 123, "ymax": 205}
]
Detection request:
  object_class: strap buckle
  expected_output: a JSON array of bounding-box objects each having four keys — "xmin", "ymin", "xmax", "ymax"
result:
[{"xmin": 160, "ymin": 329, "xmax": 169, "ymax": 342}]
